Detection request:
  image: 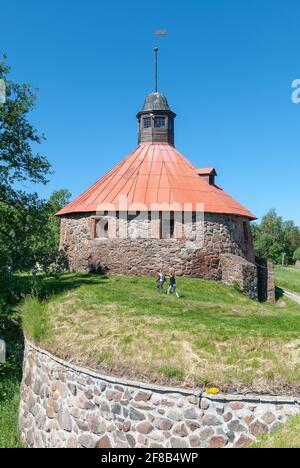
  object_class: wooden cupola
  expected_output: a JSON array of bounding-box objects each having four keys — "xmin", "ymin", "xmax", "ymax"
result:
[{"xmin": 137, "ymin": 92, "xmax": 176, "ymax": 146}]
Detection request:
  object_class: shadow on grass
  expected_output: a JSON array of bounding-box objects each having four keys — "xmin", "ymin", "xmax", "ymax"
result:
[
  {"xmin": 275, "ymin": 286, "xmax": 284, "ymax": 300},
  {"xmin": 36, "ymin": 272, "xmax": 109, "ymax": 300},
  {"xmin": 0, "ymin": 273, "xmax": 107, "ymax": 307}
]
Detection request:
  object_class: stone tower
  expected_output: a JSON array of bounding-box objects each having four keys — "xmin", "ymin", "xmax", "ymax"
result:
[{"xmin": 56, "ymin": 57, "xmax": 266, "ymax": 299}]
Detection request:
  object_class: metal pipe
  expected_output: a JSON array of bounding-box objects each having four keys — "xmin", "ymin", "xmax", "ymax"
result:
[{"xmin": 154, "ymin": 47, "xmax": 158, "ymax": 92}]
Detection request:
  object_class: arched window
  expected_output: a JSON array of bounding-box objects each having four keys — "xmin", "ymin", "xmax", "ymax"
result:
[{"xmin": 95, "ymin": 219, "xmax": 109, "ymax": 239}]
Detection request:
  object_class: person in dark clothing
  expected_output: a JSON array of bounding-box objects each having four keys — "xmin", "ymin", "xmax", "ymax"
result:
[{"xmin": 167, "ymin": 270, "xmax": 180, "ymax": 298}]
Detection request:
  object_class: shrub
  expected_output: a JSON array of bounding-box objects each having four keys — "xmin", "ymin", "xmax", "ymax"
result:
[
  {"xmin": 20, "ymin": 297, "xmax": 49, "ymax": 342},
  {"xmin": 293, "ymin": 247, "xmax": 300, "ymax": 262}
]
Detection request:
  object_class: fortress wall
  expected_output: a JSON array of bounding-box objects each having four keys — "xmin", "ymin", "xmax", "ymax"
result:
[
  {"xmin": 59, "ymin": 213, "xmax": 255, "ymax": 282},
  {"xmin": 20, "ymin": 339, "xmax": 300, "ymax": 448}
]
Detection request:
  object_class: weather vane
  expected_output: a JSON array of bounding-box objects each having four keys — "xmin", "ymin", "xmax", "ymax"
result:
[{"xmin": 153, "ymin": 30, "xmax": 168, "ymax": 93}]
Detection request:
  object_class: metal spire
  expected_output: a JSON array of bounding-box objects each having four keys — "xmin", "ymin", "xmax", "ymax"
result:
[
  {"xmin": 153, "ymin": 30, "xmax": 168, "ymax": 93},
  {"xmin": 154, "ymin": 47, "xmax": 158, "ymax": 92}
]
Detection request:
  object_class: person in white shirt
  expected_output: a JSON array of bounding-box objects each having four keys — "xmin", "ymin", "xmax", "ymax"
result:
[{"xmin": 156, "ymin": 270, "xmax": 166, "ymax": 292}]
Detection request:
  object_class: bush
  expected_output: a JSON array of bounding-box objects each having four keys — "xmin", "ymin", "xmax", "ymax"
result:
[
  {"xmin": 21, "ymin": 297, "xmax": 49, "ymax": 342},
  {"xmin": 293, "ymin": 247, "xmax": 300, "ymax": 262}
]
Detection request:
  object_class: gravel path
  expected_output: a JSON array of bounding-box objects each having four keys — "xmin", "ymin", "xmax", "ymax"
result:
[{"xmin": 283, "ymin": 289, "xmax": 300, "ymax": 305}]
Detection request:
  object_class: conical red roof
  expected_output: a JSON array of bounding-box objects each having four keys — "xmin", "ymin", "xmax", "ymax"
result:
[{"xmin": 57, "ymin": 142, "xmax": 255, "ymax": 219}]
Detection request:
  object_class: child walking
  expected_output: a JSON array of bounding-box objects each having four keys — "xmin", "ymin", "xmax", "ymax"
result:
[
  {"xmin": 167, "ymin": 270, "xmax": 180, "ymax": 298},
  {"xmin": 156, "ymin": 270, "xmax": 166, "ymax": 292}
]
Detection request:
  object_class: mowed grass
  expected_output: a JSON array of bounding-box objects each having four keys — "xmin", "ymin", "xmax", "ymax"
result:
[
  {"xmin": 22, "ymin": 274, "xmax": 300, "ymax": 394},
  {"xmin": 249, "ymin": 415, "xmax": 300, "ymax": 448},
  {"xmin": 275, "ymin": 266, "xmax": 300, "ymax": 294}
]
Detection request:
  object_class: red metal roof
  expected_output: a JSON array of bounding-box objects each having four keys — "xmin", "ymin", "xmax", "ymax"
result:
[
  {"xmin": 196, "ymin": 167, "xmax": 217, "ymax": 176},
  {"xmin": 57, "ymin": 143, "xmax": 255, "ymax": 219}
]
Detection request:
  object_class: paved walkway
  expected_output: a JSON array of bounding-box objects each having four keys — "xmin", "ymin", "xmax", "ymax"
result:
[{"xmin": 283, "ymin": 289, "xmax": 300, "ymax": 305}]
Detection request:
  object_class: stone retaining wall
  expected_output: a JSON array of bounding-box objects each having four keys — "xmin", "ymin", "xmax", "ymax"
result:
[{"xmin": 19, "ymin": 340, "xmax": 300, "ymax": 448}]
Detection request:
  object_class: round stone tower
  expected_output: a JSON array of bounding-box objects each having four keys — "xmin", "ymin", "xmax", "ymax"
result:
[{"xmin": 57, "ymin": 68, "xmax": 258, "ymax": 298}]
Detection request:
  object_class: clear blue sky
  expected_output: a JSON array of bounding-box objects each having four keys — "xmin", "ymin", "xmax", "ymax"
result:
[{"xmin": 2, "ymin": 0, "xmax": 300, "ymax": 224}]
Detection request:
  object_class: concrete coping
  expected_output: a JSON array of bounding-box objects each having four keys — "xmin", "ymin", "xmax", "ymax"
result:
[{"xmin": 26, "ymin": 338, "xmax": 300, "ymax": 406}]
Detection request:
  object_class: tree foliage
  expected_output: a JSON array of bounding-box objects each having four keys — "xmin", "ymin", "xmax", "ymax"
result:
[
  {"xmin": 0, "ymin": 55, "xmax": 71, "ymax": 276},
  {"xmin": 0, "ymin": 55, "xmax": 71, "ymax": 409},
  {"xmin": 293, "ymin": 247, "xmax": 300, "ymax": 262},
  {"xmin": 0, "ymin": 55, "xmax": 50, "ymax": 187},
  {"xmin": 252, "ymin": 209, "xmax": 300, "ymax": 264},
  {"xmin": 0, "ymin": 54, "xmax": 52, "ymax": 274},
  {"xmin": 33, "ymin": 189, "xmax": 71, "ymax": 271}
]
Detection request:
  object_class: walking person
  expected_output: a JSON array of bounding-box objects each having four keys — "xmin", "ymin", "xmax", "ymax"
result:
[
  {"xmin": 156, "ymin": 270, "xmax": 166, "ymax": 292},
  {"xmin": 167, "ymin": 270, "xmax": 180, "ymax": 298}
]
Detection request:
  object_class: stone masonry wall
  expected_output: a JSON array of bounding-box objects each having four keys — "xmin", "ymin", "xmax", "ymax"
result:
[
  {"xmin": 220, "ymin": 254, "xmax": 258, "ymax": 299},
  {"xmin": 256, "ymin": 258, "xmax": 276, "ymax": 303},
  {"xmin": 20, "ymin": 340, "xmax": 300, "ymax": 449},
  {"xmin": 59, "ymin": 213, "xmax": 255, "ymax": 280}
]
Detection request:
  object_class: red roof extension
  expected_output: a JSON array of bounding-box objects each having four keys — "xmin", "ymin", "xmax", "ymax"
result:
[
  {"xmin": 57, "ymin": 143, "xmax": 255, "ymax": 219},
  {"xmin": 196, "ymin": 167, "xmax": 217, "ymax": 176}
]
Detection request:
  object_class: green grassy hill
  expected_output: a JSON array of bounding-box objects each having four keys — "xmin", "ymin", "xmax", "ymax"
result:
[
  {"xmin": 22, "ymin": 273, "xmax": 300, "ymax": 394},
  {"xmin": 275, "ymin": 266, "xmax": 300, "ymax": 294}
]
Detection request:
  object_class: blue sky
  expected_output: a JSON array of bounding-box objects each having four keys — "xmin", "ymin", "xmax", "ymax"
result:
[{"xmin": 2, "ymin": 0, "xmax": 300, "ymax": 224}]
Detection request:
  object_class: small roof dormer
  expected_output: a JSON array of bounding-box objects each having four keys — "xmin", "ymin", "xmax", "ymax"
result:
[{"xmin": 196, "ymin": 167, "xmax": 217, "ymax": 185}]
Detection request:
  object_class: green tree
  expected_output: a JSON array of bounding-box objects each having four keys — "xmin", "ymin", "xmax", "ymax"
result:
[
  {"xmin": 252, "ymin": 209, "xmax": 300, "ymax": 264},
  {"xmin": 0, "ymin": 57, "xmax": 71, "ymax": 415},
  {"xmin": 284, "ymin": 221, "xmax": 300, "ymax": 256},
  {"xmin": 293, "ymin": 247, "xmax": 300, "ymax": 262},
  {"xmin": 0, "ymin": 54, "xmax": 54, "ymax": 411},
  {"xmin": 0, "ymin": 54, "xmax": 51, "ymax": 274},
  {"xmin": 31, "ymin": 189, "xmax": 71, "ymax": 271}
]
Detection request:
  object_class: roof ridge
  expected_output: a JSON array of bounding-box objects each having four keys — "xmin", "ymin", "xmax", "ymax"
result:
[
  {"xmin": 126, "ymin": 144, "xmax": 150, "ymax": 206},
  {"xmin": 143, "ymin": 144, "xmax": 155, "ymax": 206},
  {"xmin": 107, "ymin": 145, "xmax": 148, "ymax": 205}
]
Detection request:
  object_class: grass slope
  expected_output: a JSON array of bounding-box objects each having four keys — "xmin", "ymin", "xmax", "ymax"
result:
[
  {"xmin": 275, "ymin": 266, "xmax": 300, "ymax": 294},
  {"xmin": 0, "ymin": 387, "xmax": 24, "ymax": 448},
  {"xmin": 250, "ymin": 415, "xmax": 300, "ymax": 448},
  {"xmin": 22, "ymin": 273, "xmax": 300, "ymax": 394}
]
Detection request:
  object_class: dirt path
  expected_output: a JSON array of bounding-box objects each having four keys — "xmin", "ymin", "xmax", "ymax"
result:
[{"xmin": 283, "ymin": 289, "xmax": 300, "ymax": 305}]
